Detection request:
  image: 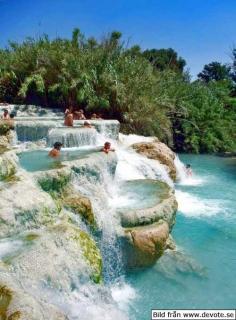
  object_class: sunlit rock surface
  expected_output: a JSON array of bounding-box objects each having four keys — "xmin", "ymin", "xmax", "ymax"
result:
[
  {"xmin": 0, "ymin": 170, "xmax": 57, "ymax": 237},
  {"xmin": 118, "ymin": 180, "xmax": 177, "ymax": 268},
  {"xmin": 62, "ymin": 191, "xmax": 96, "ymax": 228},
  {"xmin": 122, "ymin": 220, "xmax": 170, "ymax": 268},
  {"xmin": 0, "ymin": 223, "xmax": 102, "ymax": 319},
  {"xmin": 132, "ymin": 140, "xmax": 177, "ymax": 181}
]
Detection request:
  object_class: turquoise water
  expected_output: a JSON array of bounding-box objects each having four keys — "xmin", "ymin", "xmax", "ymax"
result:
[
  {"xmin": 19, "ymin": 148, "xmax": 98, "ymax": 172},
  {"xmin": 115, "ymin": 180, "xmax": 165, "ymax": 211},
  {"xmin": 127, "ymin": 155, "xmax": 236, "ymax": 318}
]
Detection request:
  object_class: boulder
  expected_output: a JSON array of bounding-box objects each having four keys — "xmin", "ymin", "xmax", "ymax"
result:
[
  {"xmin": 132, "ymin": 140, "xmax": 177, "ymax": 181},
  {"xmin": 121, "ymin": 220, "xmax": 169, "ymax": 268},
  {"xmin": 62, "ymin": 192, "xmax": 96, "ymax": 228}
]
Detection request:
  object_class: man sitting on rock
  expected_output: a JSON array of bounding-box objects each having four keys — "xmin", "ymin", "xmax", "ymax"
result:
[{"xmin": 48, "ymin": 142, "xmax": 63, "ymax": 158}]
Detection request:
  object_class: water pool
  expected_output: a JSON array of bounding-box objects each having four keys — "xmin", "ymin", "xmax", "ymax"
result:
[
  {"xmin": 126, "ymin": 155, "xmax": 236, "ymax": 318},
  {"xmin": 113, "ymin": 180, "xmax": 167, "ymax": 211},
  {"xmin": 19, "ymin": 148, "xmax": 99, "ymax": 172}
]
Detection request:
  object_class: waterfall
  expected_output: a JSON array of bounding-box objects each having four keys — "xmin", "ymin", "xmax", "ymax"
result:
[
  {"xmin": 72, "ymin": 157, "xmax": 124, "ymax": 282},
  {"xmin": 119, "ymin": 133, "xmax": 155, "ymax": 146},
  {"xmin": 1, "ymin": 109, "xmax": 177, "ymax": 319},
  {"xmin": 16, "ymin": 120, "xmax": 61, "ymax": 141},
  {"xmin": 47, "ymin": 127, "xmax": 98, "ymax": 148},
  {"xmin": 174, "ymin": 155, "xmax": 203, "ymax": 186},
  {"xmin": 115, "ymin": 148, "xmax": 173, "ymax": 186},
  {"xmin": 174, "ymin": 155, "xmax": 187, "ymax": 182},
  {"xmin": 94, "ymin": 120, "xmax": 120, "ymax": 140},
  {"xmin": 70, "ymin": 133, "xmax": 174, "ymax": 283}
]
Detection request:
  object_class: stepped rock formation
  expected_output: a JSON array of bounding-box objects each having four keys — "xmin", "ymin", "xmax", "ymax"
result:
[
  {"xmin": 132, "ymin": 139, "xmax": 177, "ymax": 181},
  {"xmin": 0, "ymin": 106, "xmax": 180, "ymax": 316},
  {"xmin": 119, "ymin": 180, "xmax": 177, "ymax": 268}
]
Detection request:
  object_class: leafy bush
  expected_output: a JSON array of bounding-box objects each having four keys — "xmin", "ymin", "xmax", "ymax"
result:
[{"xmin": 0, "ymin": 29, "xmax": 235, "ymax": 153}]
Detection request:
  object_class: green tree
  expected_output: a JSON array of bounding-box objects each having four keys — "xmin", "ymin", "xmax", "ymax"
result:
[
  {"xmin": 142, "ymin": 48, "xmax": 186, "ymax": 72},
  {"xmin": 198, "ymin": 61, "xmax": 231, "ymax": 82},
  {"xmin": 0, "ymin": 29, "xmax": 235, "ymax": 153}
]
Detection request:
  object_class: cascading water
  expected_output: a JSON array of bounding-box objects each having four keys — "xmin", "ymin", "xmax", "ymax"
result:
[
  {"xmin": 72, "ymin": 161, "xmax": 125, "ymax": 282},
  {"xmin": 16, "ymin": 120, "xmax": 61, "ymax": 141},
  {"xmin": 7, "ymin": 108, "xmax": 230, "ymax": 320},
  {"xmin": 47, "ymin": 127, "xmax": 98, "ymax": 148}
]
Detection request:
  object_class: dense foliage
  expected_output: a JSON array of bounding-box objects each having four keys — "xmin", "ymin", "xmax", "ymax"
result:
[{"xmin": 0, "ymin": 28, "xmax": 235, "ymax": 153}]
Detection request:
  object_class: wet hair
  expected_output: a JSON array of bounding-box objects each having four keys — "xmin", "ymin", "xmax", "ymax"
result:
[
  {"xmin": 53, "ymin": 142, "xmax": 63, "ymax": 150},
  {"xmin": 3, "ymin": 109, "xmax": 9, "ymax": 113},
  {"xmin": 10, "ymin": 113, "xmax": 15, "ymax": 119},
  {"xmin": 104, "ymin": 141, "xmax": 111, "ymax": 148},
  {"xmin": 186, "ymin": 164, "xmax": 191, "ymax": 168}
]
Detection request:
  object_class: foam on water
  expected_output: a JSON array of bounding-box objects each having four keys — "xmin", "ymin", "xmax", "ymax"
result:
[
  {"xmin": 35, "ymin": 282, "xmax": 131, "ymax": 320},
  {"xmin": 174, "ymin": 155, "xmax": 204, "ymax": 186},
  {"xmin": 115, "ymin": 148, "xmax": 173, "ymax": 186},
  {"xmin": 111, "ymin": 282, "xmax": 137, "ymax": 312},
  {"xmin": 119, "ymin": 133, "xmax": 155, "ymax": 147},
  {"xmin": 175, "ymin": 190, "xmax": 222, "ymax": 217}
]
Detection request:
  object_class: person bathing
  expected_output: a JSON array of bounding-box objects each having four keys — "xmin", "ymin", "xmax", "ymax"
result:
[
  {"xmin": 74, "ymin": 109, "xmax": 86, "ymax": 120},
  {"xmin": 48, "ymin": 142, "xmax": 63, "ymax": 158},
  {"xmin": 185, "ymin": 164, "xmax": 192, "ymax": 177},
  {"xmin": 83, "ymin": 121, "xmax": 93, "ymax": 128},
  {"xmin": 102, "ymin": 142, "xmax": 115, "ymax": 154},
  {"xmin": 1, "ymin": 109, "xmax": 10, "ymax": 120},
  {"xmin": 64, "ymin": 106, "xmax": 74, "ymax": 127}
]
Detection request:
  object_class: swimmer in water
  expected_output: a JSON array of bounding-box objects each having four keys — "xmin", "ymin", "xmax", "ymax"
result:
[
  {"xmin": 74, "ymin": 109, "xmax": 86, "ymax": 120},
  {"xmin": 83, "ymin": 121, "xmax": 93, "ymax": 128},
  {"xmin": 185, "ymin": 164, "xmax": 192, "ymax": 177},
  {"xmin": 90, "ymin": 113, "xmax": 97, "ymax": 120},
  {"xmin": 102, "ymin": 142, "xmax": 115, "ymax": 154},
  {"xmin": 48, "ymin": 142, "xmax": 63, "ymax": 158}
]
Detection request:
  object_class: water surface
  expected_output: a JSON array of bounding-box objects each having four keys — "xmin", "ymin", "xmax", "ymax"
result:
[
  {"xmin": 126, "ymin": 155, "xmax": 236, "ymax": 318},
  {"xmin": 19, "ymin": 148, "xmax": 99, "ymax": 172}
]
